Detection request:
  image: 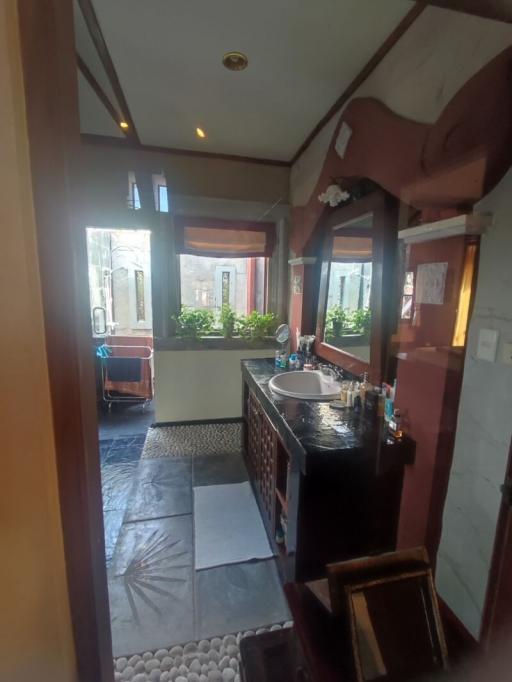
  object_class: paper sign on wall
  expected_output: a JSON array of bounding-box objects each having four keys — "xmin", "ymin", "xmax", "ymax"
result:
[{"xmin": 416, "ymin": 262, "xmax": 448, "ymax": 305}]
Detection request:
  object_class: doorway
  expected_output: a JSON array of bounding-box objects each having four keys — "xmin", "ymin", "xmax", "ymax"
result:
[{"xmin": 86, "ymin": 227, "xmax": 155, "ymax": 567}]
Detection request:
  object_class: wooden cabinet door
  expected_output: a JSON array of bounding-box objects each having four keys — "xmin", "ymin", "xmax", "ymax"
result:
[
  {"xmin": 259, "ymin": 408, "xmax": 277, "ymax": 531},
  {"xmin": 247, "ymin": 391, "xmax": 261, "ymax": 479}
]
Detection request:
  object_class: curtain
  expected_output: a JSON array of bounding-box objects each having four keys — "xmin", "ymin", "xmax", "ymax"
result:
[
  {"xmin": 174, "ymin": 216, "xmax": 276, "ymax": 258},
  {"xmin": 332, "ymin": 235, "xmax": 372, "ymax": 261}
]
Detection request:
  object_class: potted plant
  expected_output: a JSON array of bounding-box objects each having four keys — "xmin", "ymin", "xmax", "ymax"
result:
[
  {"xmin": 219, "ymin": 304, "xmax": 237, "ymax": 338},
  {"xmin": 326, "ymin": 305, "xmax": 348, "ymax": 339},
  {"xmin": 237, "ymin": 311, "xmax": 277, "ymax": 341},
  {"xmin": 350, "ymin": 307, "xmax": 372, "ymax": 338},
  {"xmin": 173, "ymin": 306, "xmax": 214, "ymax": 339}
]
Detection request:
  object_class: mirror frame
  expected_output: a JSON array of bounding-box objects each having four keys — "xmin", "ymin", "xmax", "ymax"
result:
[{"xmin": 315, "ymin": 191, "xmax": 399, "ymax": 384}]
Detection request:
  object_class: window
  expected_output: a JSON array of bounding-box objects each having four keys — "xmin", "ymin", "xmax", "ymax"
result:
[
  {"xmin": 174, "ymin": 216, "xmax": 274, "ymax": 319},
  {"xmin": 179, "ymin": 254, "xmax": 267, "ymax": 316},
  {"xmin": 135, "ymin": 270, "xmax": 145, "ymax": 321},
  {"xmin": 157, "ymin": 185, "xmax": 168, "ymax": 213}
]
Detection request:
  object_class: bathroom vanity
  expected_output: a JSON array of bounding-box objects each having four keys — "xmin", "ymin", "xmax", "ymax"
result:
[{"xmin": 241, "ymin": 358, "xmax": 415, "ymax": 582}]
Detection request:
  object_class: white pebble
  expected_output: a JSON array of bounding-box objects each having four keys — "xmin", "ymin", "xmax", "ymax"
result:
[
  {"xmin": 229, "ymin": 659, "xmax": 238, "ymax": 672},
  {"xmin": 222, "ymin": 669, "xmax": 235, "ymax": 682},
  {"xmin": 116, "ymin": 658, "xmax": 128, "ymax": 672},
  {"xmin": 187, "ymin": 674, "xmax": 200, "ymax": 682},
  {"xmin": 207, "ymin": 672, "xmax": 222, "ymax": 682},
  {"xmin": 184, "ymin": 642, "xmax": 197, "ymax": 654},
  {"xmin": 189, "ymin": 660, "xmax": 202, "ymax": 674},
  {"xmin": 218, "ymin": 646, "xmax": 226, "ymax": 658},
  {"xmin": 234, "ymin": 676, "xmax": 240, "ymax": 682},
  {"xmin": 198, "ymin": 653, "xmax": 209, "ymax": 664},
  {"xmin": 201, "ymin": 664, "xmax": 209, "ymax": 675},
  {"xmin": 114, "ymin": 673, "xmax": 123, "ymax": 682},
  {"xmin": 170, "ymin": 646, "xmax": 183, "ymax": 658},
  {"xmin": 208, "ymin": 661, "xmax": 218, "ymax": 671},
  {"xmin": 223, "ymin": 635, "xmax": 236, "ymax": 647},
  {"xmin": 208, "ymin": 650, "xmax": 219, "ymax": 663},
  {"xmin": 198, "ymin": 640, "xmax": 210, "ymax": 653},
  {"xmin": 178, "ymin": 664, "xmax": 189, "ymax": 676},
  {"xmin": 200, "ymin": 676, "xmax": 208, "ymax": 682},
  {"xmin": 176, "ymin": 677, "xmax": 188, "ymax": 682},
  {"xmin": 161, "ymin": 657, "xmax": 173, "ymax": 671},
  {"xmin": 283, "ymin": 621, "xmax": 293, "ymax": 629},
  {"xmin": 123, "ymin": 667, "xmax": 135, "ymax": 681},
  {"xmin": 129, "ymin": 655, "xmax": 143, "ymax": 667},
  {"xmin": 270, "ymin": 624, "xmax": 282, "ymax": 631},
  {"xmin": 161, "ymin": 674, "xmax": 171, "ymax": 682},
  {"xmin": 143, "ymin": 652, "xmax": 154, "ymax": 662},
  {"xmin": 226, "ymin": 645, "xmax": 238, "ymax": 658},
  {"xmin": 174, "ymin": 657, "xmax": 183, "ymax": 668},
  {"xmin": 133, "ymin": 674, "xmax": 148, "ymax": 682},
  {"xmin": 243, "ymin": 631, "xmax": 255, "ymax": 638},
  {"xmin": 218, "ymin": 656, "xmax": 229, "ymax": 671},
  {"xmin": 155, "ymin": 649, "xmax": 169, "ymax": 660},
  {"xmin": 169, "ymin": 668, "xmax": 180, "ymax": 681},
  {"xmin": 149, "ymin": 671, "xmax": 162, "ymax": 682},
  {"xmin": 256, "ymin": 628, "xmax": 267, "ymax": 635},
  {"xmin": 146, "ymin": 660, "xmax": 161, "ymax": 672},
  {"xmin": 210, "ymin": 637, "xmax": 222, "ymax": 650},
  {"xmin": 135, "ymin": 661, "xmax": 146, "ymax": 674}
]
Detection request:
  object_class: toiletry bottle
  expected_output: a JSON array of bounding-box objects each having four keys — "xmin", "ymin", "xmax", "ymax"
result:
[
  {"xmin": 275, "ymin": 350, "xmax": 281, "ymax": 369},
  {"xmin": 360, "ymin": 372, "xmax": 371, "ymax": 407},
  {"xmin": 389, "ymin": 409, "xmax": 403, "ymax": 439},
  {"xmin": 340, "ymin": 381, "xmax": 348, "ymax": 406},
  {"xmin": 347, "ymin": 382, "xmax": 354, "ymax": 408}
]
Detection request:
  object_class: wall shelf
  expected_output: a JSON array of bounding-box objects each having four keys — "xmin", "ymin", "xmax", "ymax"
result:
[{"xmin": 398, "ymin": 213, "xmax": 492, "ymax": 244}]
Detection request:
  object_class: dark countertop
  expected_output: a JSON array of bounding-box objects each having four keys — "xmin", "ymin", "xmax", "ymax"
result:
[{"xmin": 241, "ymin": 358, "xmax": 414, "ymax": 475}]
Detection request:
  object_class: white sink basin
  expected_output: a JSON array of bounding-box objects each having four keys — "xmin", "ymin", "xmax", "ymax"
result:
[{"xmin": 268, "ymin": 370, "xmax": 341, "ymax": 400}]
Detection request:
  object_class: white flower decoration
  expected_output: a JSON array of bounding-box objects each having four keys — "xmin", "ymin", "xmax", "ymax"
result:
[{"xmin": 318, "ymin": 184, "xmax": 350, "ymax": 207}]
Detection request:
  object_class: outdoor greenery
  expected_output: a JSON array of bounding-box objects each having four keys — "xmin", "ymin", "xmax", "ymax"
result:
[
  {"xmin": 173, "ymin": 307, "xmax": 215, "ymax": 338},
  {"xmin": 325, "ymin": 306, "xmax": 372, "ymax": 341},
  {"xmin": 236, "ymin": 310, "xmax": 277, "ymax": 340},
  {"xmin": 219, "ymin": 304, "xmax": 237, "ymax": 338},
  {"xmin": 173, "ymin": 305, "xmax": 277, "ymax": 341}
]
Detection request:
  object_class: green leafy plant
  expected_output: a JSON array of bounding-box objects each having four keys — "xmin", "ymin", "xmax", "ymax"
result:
[
  {"xmin": 219, "ymin": 304, "xmax": 237, "ymax": 338},
  {"xmin": 237, "ymin": 311, "xmax": 277, "ymax": 340},
  {"xmin": 325, "ymin": 305, "xmax": 349, "ymax": 339},
  {"xmin": 173, "ymin": 306, "xmax": 214, "ymax": 338},
  {"xmin": 350, "ymin": 307, "xmax": 372, "ymax": 335}
]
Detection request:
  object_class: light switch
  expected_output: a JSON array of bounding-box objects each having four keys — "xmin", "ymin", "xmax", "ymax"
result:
[
  {"xmin": 501, "ymin": 341, "xmax": 512, "ymax": 366},
  {"xmin": 476, "ymin": 328, "xmax": 499, "ymax": 362}
]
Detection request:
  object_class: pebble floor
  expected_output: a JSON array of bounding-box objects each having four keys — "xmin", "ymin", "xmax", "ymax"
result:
[{"xmin": 113, "ymin": 622, "xmax": 293, "ymax": 682}]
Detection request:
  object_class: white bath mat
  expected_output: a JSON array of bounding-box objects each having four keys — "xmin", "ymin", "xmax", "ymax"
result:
[{"xmin": 194, "ymin": 481, "xmax": 273, "ymax": 570}]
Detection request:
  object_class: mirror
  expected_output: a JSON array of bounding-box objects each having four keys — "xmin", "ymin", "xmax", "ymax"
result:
[
  {"xmin": 275, "ymin": 323, "xmax": 290, "ymax": 345},
  {"xmin": 324, "ymin": 223, "xmax": 373, "ymax": 363},
  {"xmin": 315, "ymin": 191, "xmax": 398, "ymax": 382}
]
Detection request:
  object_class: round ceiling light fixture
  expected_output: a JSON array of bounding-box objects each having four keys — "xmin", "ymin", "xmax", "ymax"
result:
[{"xmin": 222, "ymin": 51, "xmax": 248, "ymax": 71}]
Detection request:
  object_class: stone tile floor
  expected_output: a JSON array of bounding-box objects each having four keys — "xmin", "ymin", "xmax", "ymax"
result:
[{"xmin": 101, "ymin": 424, "xmax": 290, "ymax": 658}]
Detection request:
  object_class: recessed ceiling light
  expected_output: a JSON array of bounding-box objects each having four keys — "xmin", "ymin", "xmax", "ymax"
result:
[
  {"xmin": 222, "ymin": 51, "xmax": 248, "ymax": 71},
  {"xmin": 196, "ymin": 127, "xmax": 206, "ymax": 139},
  {"xmin": 119, "ymin": 121, "xmax": 129, "ymax": 129}
]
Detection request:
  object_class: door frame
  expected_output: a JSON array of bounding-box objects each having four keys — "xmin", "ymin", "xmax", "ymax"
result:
[{"xmin": 18, "ymin": 1, "xmax": 113, "ymax": 680}]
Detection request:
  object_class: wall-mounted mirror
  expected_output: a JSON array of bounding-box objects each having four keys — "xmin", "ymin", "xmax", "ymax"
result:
[
  {"xmin": 315, "ymin": 191, "xmax": 398, "ymax": 382},
  {"xmin": 324, "ymin": 219, "xmax": 373, "ymax": 363}
]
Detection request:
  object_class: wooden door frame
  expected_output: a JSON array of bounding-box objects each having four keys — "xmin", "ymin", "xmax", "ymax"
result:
[{"xmin": 18, "ymin": 1, "xmax": 113, "ymax": 680}]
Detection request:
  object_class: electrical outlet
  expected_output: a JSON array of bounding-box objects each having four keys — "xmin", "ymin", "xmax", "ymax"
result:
[
  {"xmin": 501, "ymin": 341, "xmax": 512, "ymax": 366},
  {"xmin": 476, "ymin": 328, "xmax": 499, "ymax": 362}
]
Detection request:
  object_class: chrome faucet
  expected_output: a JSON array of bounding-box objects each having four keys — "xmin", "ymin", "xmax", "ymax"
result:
[{"xmin": 319, "ymin": 363, "xmax": 343, "ymax": 381}]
